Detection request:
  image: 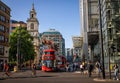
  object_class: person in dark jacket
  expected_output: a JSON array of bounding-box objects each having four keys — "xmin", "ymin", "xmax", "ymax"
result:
[
  {"xmin": 88, "ymin": 61, "xmax": 93, "ymax": 77},
  {"xmin": 31, "ymin": 63, "xmax": 36, "ymax": 77}
]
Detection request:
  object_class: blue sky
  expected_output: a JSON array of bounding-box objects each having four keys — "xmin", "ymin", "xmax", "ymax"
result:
[{"xmin": 2, "ymin": 0, "xmax": 81, "ymax": 48}]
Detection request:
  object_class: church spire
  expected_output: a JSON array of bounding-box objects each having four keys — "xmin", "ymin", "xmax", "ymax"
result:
[
  {"xmin": 32, "ymin": 3, "xmax": 35, "ymax": 11},
  {"xmin": 27, "ymin": 3, "xmax": 39, "ymax": 24},
  {"xmin": 29, "ymin": 3, "xmax": 36, "ymax": 19}
]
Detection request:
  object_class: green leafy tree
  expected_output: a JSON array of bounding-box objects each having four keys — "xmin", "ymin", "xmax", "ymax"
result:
[{"xmin": 9, "ymin": 27, "xmax": 35, "ymax": 63}]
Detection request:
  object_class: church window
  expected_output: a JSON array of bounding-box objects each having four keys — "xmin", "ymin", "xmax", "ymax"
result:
[
  {"xmin": 31, "ymin": 23, "xmax": 34, "ymax": 29},
  {"xmin": 32, "ymin": 14, "xmax": 34, "ymax": 18}
]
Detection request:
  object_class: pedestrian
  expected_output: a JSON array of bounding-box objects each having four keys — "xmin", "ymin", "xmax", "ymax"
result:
[
  {"xmin": 3, "ymin": 60, "xmax": 10, "ymax": 77},
  {"xmin": 80, "ymin": 64, "xmax": 84, "ymax": 74},
  {"xmin": 66, "ymin": 64, "xmax": 69, "ymax": 72},
  {"xmin": 95, "ymin": 61, "xmax": 101, "ymax": 77},
  {"xmin": 113, "ymin": 63, "xmax": 119, "ymax": 80},
  {"xmin": 31, "ymin": 63, "xmax": 36, "ymax": 77},
  {"xmin": 87, "ymin": 61, "xmax": 93, "ymax": 77}
]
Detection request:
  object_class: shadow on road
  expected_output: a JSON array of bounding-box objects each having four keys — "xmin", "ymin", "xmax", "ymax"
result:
[{"xmin": 0, "ymin": 75, "xmax": 57, "ymax": 80}]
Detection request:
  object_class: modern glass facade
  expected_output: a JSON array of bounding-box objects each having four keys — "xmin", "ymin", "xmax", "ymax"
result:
[{"xmin": 100, "ymin": 0, "xmax": 120, "ymax": 70}]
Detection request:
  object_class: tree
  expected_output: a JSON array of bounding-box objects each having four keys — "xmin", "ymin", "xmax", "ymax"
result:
[{"xmin": 9, "ymin": 27, "xmax": 35, "ymax": 63}]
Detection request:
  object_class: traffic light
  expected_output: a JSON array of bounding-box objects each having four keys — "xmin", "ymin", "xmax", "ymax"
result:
[{"xmin": 111, "ymin": 44, "xmax": 117, "ymax": 52}]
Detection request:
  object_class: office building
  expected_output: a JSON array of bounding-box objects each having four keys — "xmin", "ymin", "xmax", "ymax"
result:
[
  {"xmin": 10, "ymin": 20, "xmax": 27, "ymax": 33},
  {"xmin": 79, "ymin": 0, "xmax": 100, "ymax": 62},
  {"xmin": 40, "ymin": 29, "xmax": 65, "ymax": 56},
  {"xmin": 99, "ymin": 0, "xmax": 120, "ymax": 69}
]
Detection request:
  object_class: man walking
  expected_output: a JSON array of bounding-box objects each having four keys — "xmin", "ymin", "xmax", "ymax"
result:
[
  {"xmin": 87, "ymin": 61, "xmax": 93, "ymax": 77},
  {"xmin": 31, "ymin": 63, "xmax": 36, "ymax": 77}
]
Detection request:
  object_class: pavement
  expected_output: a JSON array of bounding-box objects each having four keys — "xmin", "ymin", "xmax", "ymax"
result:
[
  {"xmin": 93, "ymin": 78, "xmax": 119, "ymax": 82},
  {"xmin": 0, "ymin": 70, "xmax": 39, "ymax": 79},
  {"xmin": 74, "ymin": 71, "xmax": 120, "ymax": 82},
  {"xmin": 0, "ymin": 70, "xmax": 120, "ymax": 82}
]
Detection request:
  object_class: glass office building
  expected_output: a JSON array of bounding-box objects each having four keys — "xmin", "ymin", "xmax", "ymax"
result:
[{"xmin": 100, "ymin": 0, "xmax": 120, "ymax": 69}]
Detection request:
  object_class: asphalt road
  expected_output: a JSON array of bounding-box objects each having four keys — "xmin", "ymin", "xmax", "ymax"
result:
[{"xmin": 0, "ymin": 71, "xmax": 119, "ymax": 83}]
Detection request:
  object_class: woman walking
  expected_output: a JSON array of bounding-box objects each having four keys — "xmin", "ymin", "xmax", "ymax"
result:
[{"xmin": 113, "ymin": 63, "xmax": 119, "ymax": 80}]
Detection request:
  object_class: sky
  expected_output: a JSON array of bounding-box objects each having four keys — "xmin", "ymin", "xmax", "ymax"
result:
[{"xmin": 2, "ymin": 0, "xmax": 81, "ymax": 48}]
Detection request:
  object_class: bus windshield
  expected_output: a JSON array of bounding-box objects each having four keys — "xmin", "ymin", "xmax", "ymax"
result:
[
  {"xmin": 44, "ymin": 51, "xmax": 54, "ymax": 55},
  {"xmin": 42, "ymin": 60, "xmax": 54, "ymax": 68}
]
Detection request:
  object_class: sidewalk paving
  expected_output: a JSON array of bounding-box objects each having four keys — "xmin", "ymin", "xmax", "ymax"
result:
[
  {"xmin": 0, "ymin": 70, "xmax": 41, "ymax": 79},
  {"xmin": 0, "ymin": 70, "xmax": 120, "ymax": 82},
  {"xmin": 74, "ymin": 70, "xmax": 120, "ymax": 82},
  {"xmin": 93, "ymin": 78, "xmax": 117, "ymax": 82},
  {"xmin": 93, "ymin": 73, "xmax": 120, "ymax": 82}
]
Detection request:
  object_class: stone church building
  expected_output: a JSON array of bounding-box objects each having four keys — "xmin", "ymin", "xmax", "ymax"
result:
[{"xmin": 27, "ymin": 3, "xmax": 40, "ymax": 64}]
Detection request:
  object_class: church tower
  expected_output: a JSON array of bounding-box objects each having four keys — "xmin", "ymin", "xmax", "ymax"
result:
[{"xmin": 27, "ymin": 3, "xmax": 40, "ymax": 63}]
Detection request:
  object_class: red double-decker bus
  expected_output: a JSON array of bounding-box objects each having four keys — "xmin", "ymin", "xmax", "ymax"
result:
[
  {"xmin": 56, "ymin": 56, "xmax": 66, "ymax": 71},
  {"xmin": 42, "ymin": 49, "xmax": 56, "ymax": 71}
]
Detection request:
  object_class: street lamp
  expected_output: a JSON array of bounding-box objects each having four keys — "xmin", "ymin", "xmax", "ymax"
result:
[
  {"xmin": 98, "ymin": 0, "xmax": 105, "ymax": 79},
  {"xmin": 17, "ymin": 24, "xmax": 21, "ymax": 70}
]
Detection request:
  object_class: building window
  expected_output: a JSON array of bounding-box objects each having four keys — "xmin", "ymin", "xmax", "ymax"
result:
[
  {"xmin": 6, "ymin": 19, "xmax": 9, "ymax": 23},
  {"xmin": 107, "ymin": 10, "xmax": 111, "ymax": 20},
  {"xmin": 12, "ymin": 27, "xmax": 15, "ymax": 30},
  {"xmin": 0, "ymin": 25, "xmax": 5, "ymax": 32},
  {"xmin": 5, "ymin": 38, "xmax": 8, "ymax": 42},
  {"xmin": 91, "ymin": 3, "xmax": 97, "ymax": 14},
  {"xmin": 0, "ymin": 15, "xmax": 5, "ymax": 22},
  {"xmin": 6, "ymin": 28, "xmax": 9, "ymax": 32},
  {"xmin": 108, "ymin": 28, "xmax": 112, "ymax": 40},
  {"xmin": 30, "ymin": 23, "xmax": 34, "ymax": 29},
  {"xmin": 0, "ymin": 35, "xmax": 4, "ymax": 41},
  {"xmin": 32, "ymin": 14, "xmax": 34, "ymax": 18},
  {"xmin": 32, "ymin": 32, "xmax": 34, "ymax": 36},
  {"xmin": 0, "ymin": 45, "xmax": 4, "ymax": 55},
  {"xmin": 0, "ymin": 6, "xmax": 6, "ymax": 12}
]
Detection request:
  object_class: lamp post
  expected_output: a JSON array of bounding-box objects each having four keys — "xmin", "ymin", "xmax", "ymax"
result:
[
  {"xmin": 17, "ymin": 24, "xmax": 21, "ymax": 70},
  {"xmin": 98, "ymin": 0, "xmax": 105, "ymax": 79}
]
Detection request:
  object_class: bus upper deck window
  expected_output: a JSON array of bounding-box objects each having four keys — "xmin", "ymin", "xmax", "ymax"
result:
[{"xmin": 50, "ymin": 52, "xmax": 54, "ymax": 55}]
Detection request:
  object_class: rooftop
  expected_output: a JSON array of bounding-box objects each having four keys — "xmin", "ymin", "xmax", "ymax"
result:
[{"xmin": 42, "ymin": 29, "xmax": 61, "ymax": 35}]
